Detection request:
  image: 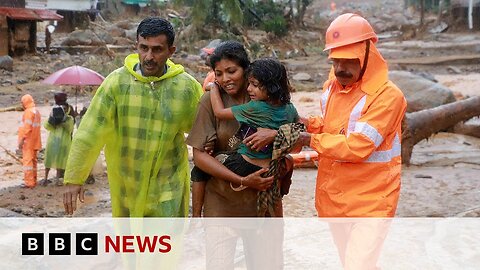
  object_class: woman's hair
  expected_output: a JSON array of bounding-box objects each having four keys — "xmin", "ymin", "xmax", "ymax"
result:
[
  {"xmin": 247, "ymin": 58, "xmax": 292, "ymax": 105},
  {"xmin": 209, "ymin": 41, "xmax": 250, "ymax": 71}
]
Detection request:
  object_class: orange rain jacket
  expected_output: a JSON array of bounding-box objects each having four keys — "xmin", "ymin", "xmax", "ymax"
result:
[
  {"xmin": 18, "ymin": 95, "xmax": 42, "ymax": 151},
  {"xmin": 308, "ymin": 41, "xmax": 407, "ymax": 217},
  {"xmin": 18, "ymin": 94, "xmax": 42, "ymax": 187}
]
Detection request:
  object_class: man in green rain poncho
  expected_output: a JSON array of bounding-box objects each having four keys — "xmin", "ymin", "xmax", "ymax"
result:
[{"xmin": 62, "ymin": 17, "xmax": 203, "ymax": 217}]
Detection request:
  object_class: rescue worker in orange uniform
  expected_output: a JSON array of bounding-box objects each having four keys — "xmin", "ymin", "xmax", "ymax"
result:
[
  {"xmin": 294, "ymin": 13, "xmax": 407, "ymax": 269},
  {"xmin": 18, "ymin": 94, "xmax": 42, "ymax": 188},
  {"xmin": 296, "ymin": 13, "xmax": 407, "ymax": 217}
]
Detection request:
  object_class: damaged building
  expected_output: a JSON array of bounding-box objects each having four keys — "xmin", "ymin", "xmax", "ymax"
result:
[{"xmin": 0, "ymin": 1, "xmax": 62, "ymax": 56}]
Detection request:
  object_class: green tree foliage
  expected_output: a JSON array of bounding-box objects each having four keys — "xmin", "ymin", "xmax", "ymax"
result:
[
  {"xmin": 174, "ymin": 0, "xmax": 312, "ymax": 38},
  {"xmin": 243, "ymin": 0, "xmax": 288, "ymax": 37},
  {"xmin": 263, "ymin": 15, "xmax": 288, "ymax": 37},
  {"xmin": 173, "ymin": 0, "xmax": 243, "ymax": 29}
]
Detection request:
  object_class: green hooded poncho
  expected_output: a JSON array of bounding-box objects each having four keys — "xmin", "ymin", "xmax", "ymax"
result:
[
  {"xmin": 64, "ymin": 54, "xmax": 203, "ymax": 217},
  {"xmin": 44, "ymin": 115, "xmax": 74, "ymax": 169}
]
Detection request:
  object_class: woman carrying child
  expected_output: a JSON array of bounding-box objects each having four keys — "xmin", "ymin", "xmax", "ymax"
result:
[
  {"xmin": 187, "ymin": 41, "xmax": 277, "ymax": 217},
  {"xmin": 209, "ymin": 58, "xmax": 299, "ymax": 216},
  {"xmin": 187, "ymin": 41, "xmax": 297, "ymax": 218},
  {"xmin": 186, "ymin": 40, "xmax": 293, "ymax": 270}
]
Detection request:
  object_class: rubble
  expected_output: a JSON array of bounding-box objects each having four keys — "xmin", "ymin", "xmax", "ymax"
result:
[
  {"xmin": 292, "ymin": 72, "xmax": 312, "ymax": 82},
  {"xmin": 0, "ymin": 55, "xmax": 13, "ymax": 71},
  {"xmin": 390, "ymin": 71, "xmax": 456, "ymax": 112}
]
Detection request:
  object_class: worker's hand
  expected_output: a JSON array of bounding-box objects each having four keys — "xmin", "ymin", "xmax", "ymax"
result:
[
  {"xmin": 63, "ymin": 183, "xmax": 85, "ymax": 215},
  {"xmin": 242, "ymin": 168, "xmax": 274, "ymax": 191},
  {"xmin": 291, "ymin": 132, "xmax": 311, "ymax": 153},
  {"xmin": 299, "ymin": 116, "xmax": 309, "ymax": 128},
  {"xmin": 243, "ymin": 128, "xmax": 277, "ymax": 152}
]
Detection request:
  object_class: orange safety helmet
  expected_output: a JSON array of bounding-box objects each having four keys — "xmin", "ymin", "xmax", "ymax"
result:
[{"xmin": 324, "ymin": 13, "xmax": 378, "ymax": 51}]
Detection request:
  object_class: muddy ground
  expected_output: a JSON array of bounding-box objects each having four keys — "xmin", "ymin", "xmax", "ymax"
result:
[{"xmin": 0, "ymin": 27, "xmax": 479, "ymax": 217}]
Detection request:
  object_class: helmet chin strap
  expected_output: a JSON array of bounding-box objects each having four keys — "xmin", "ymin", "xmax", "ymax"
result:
[{"xmin": 357, "ymin": 40, "xmax": 370, "ymax": 82}]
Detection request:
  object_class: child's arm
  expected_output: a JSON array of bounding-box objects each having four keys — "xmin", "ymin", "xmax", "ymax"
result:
[{"xmin": 209, "ymin": 82, "xmax": 235, "ymax": 120}]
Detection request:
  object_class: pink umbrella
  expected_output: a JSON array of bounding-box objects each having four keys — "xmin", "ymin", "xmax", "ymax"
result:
[
  {"xmin": 43, "ymin": 65, "xmax": 105, "ymax": 110},
  {"xmin": 43, "ymin": 65, "xmax": 105, "ymax": 85}
]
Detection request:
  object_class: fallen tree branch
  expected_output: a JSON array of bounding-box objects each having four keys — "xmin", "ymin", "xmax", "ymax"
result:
[
  {"xmin": 402, "ymin": 96, "xmax": 480, "ymax": 165},
  {"xmin": 0, "ymin": 145, "xmax": 22, "ymax": 164},
  {"xmin": 390, "ymin": 54, "xmax": 480, "ymax": 65},
  {"xmin": 89, "ymin": 21, "xmax": 107, "ymax": 30},
  {"xmin": 0, "ymin": 106, "xmax": 23, "ymax": 113},
  {"xmin": 453, "ymin": 122, "xmax": 480, "ymax": 138},
  {"xmin": 453, "ymin": 161, "xmax": 480, "ymax": 167},
  {"xmin": 455, "ymin": 206, "xmax": 480, "ymax": 217}
]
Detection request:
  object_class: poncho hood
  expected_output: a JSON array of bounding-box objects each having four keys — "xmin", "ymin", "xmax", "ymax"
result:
[{"xmin": 124, "ymin": 53, "xmax": 185, "ymax": 83}]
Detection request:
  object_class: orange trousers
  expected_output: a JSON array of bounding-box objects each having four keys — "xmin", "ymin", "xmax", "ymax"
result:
[
  {"xmin": 328, "ymin": 219, "xmax": 392, "ymax": 270},
  {"xmin": 22, "ymin": 148, "xmax": 38, "ymax": 188}
]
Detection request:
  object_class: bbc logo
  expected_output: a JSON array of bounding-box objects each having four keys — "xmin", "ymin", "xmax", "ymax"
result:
[{"xmin": 22, "ymin": 233, "xmax": 98, "ymax": 255}]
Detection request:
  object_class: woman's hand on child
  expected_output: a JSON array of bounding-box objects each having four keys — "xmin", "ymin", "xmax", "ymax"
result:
[
  {"xmin": 243, "ymin": 128, "xmax": 277, "ymax": 152},
  {"xmin": 242, "ymin": 168, "xmax": 273, "ymax": 191}
]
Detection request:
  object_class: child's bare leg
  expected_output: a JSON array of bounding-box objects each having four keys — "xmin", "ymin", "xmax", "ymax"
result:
[
  {"xmin": 192, "ymin": 181, "xmax": 206, "ymax": 217},
  {"xmin": 279, "ymin": 155, "xmax": 294, "ymax": 196},
  {"xmin": 274, "ymin": 199, "xmax": 283, "ymax": 217},
  {"xmin": 56, "ymin": 169, "xmax": 65, "ymax": 179}
]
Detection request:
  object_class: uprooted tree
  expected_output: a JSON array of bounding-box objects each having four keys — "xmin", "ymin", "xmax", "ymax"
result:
[{"xmin": 402, "ymin": 96, "xmax": 480, "ymax": 165}]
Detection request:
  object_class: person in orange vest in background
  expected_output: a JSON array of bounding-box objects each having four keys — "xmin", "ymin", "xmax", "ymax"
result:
[
  {"xmin": 293, "ymin": 13, "xmax": 407, "ymax": 269},
  {"xmin": 201, "ymin": 47, "xmax": 216, "ymax": 91},
  {"xmin": 330, "ymin": 1, "xmax": 336, "ymax": 12},
  {"xmin": 18, "ymin": 94, "xmax": 42, "ymax": 188}
]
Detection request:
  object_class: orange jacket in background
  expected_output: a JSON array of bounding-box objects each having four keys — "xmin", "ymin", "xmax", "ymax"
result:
[
  {"xmin": 18, "ymin": 94, "xmax": 42, "ymax": 150},
  {"xmin": 308, "ymin": 41, "xmax": 407, "ymax": 217}
]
